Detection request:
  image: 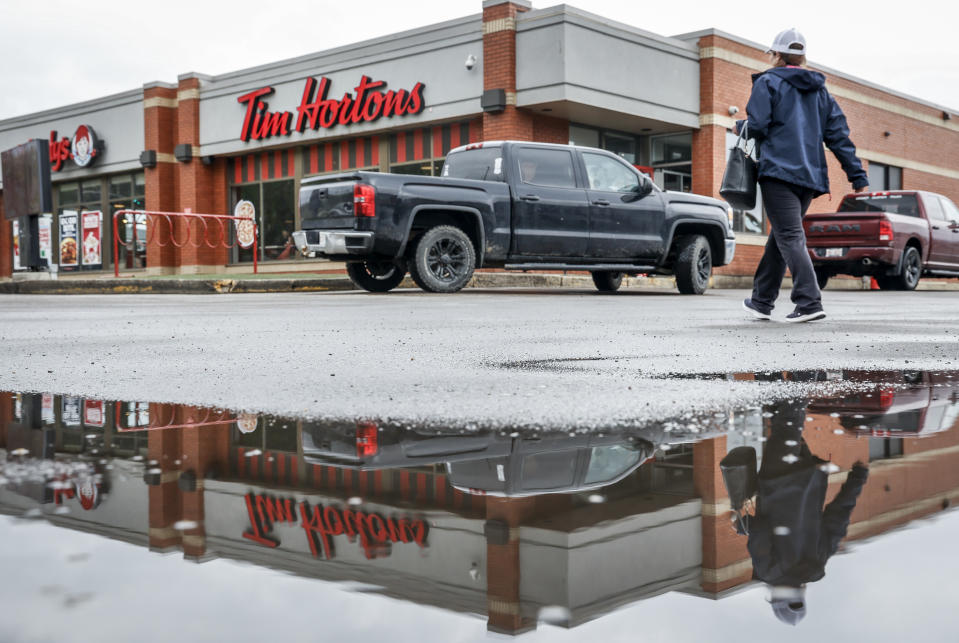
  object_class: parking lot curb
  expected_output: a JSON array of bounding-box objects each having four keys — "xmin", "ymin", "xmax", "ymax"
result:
[{"xmin": 3, "ymin": 272, "xmax": 951, "ymax": 294}]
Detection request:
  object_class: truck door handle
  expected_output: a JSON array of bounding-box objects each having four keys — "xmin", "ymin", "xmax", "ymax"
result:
[
  {"xmin": 520, "ymin": 194, "xmax": 540, "ymax": 202},
  {"xmin": 932, "ymin": 225, "xmax": 941, "ymax": 230},
  {"xmin": 592, "ymin": 199, "xmax": 611, "ymax": 206}
]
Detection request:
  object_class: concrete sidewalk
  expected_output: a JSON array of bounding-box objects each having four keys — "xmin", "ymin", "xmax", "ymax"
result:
[{"xmin": 1, "ymin": 267, "xmax": 954, "ymax": 294}]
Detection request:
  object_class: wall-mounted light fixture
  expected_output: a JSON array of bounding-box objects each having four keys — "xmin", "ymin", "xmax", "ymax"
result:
[
  {"xmin": 139, "ymin": 150, "xmax": 157, "ymax": 168},
  {"xmin": 174, "ymin": 143, "xmax": 192, "ymax": 163}
]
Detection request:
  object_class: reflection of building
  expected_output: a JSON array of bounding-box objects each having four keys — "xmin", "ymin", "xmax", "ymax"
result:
[
  {"xmin": 2, "ymin": 387, "xmax": 959, "ymax": 635},
  {"xmin": 3, "ymin": 1, "xmax": 958, "ymax": 278}
]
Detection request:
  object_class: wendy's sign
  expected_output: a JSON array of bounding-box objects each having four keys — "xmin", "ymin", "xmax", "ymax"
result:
[
  {"xmin": 49, "ymin": 125, "xmax": 100, "ymax": 172},
  {"xmin": 242, "ymin": 492, "xmax": 429, "ymax": 560},
  {"xmin": 237, "ymin": 75, "xmax": 426, "ymax": 142}
]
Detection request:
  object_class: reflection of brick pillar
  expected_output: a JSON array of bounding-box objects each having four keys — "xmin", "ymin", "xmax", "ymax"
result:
[
  {"xmin": 482, "ymin": 0, "xmax": 534, "ymax": 141},
  {"xmin": 147, "ymin": 408, "xmax": 183, "ymax": 551},
  {"xmin": 175, "ymin": 75, "xmax": 229, "ymax": 274},
  {"xmin": 0, "ymin": 391, "xmax": 12, "ymax": 447},
  {"xmin": 178, "ymin": 412, "xmax": 231, "ymax": 561},
  {"xmin": 0, "ymin": 194, "xmax": 11, "ymax": 278},
  {"xmin": 694, "ymin": 436, "xmax": 753, "ymax": 593},
  {"xmin": 485, "ymin": 496, "xmax": 536, "ymax": 635},
  {"xmin": 144, "ymin": 83, "xmax": 178, "ymax": 274}
]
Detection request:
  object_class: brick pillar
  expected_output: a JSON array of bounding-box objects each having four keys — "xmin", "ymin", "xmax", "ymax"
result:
[
  {"xmin": 143, "ymin": 83, "xmax": 179, "ymax": 274},
  {"xmin": 175, "ymin": 74, "xmax": 229, "ymax": 274},
  {"xmin": 692, "ymin": 51, "xmax": 731, "ymax": 199},
  {"xmin": 482, "ymin": 0, "xmax": 535, "ymax": 141},
  {"xmin": 0, "ymin": 195, "xmax": 11, "ymax": 278}
]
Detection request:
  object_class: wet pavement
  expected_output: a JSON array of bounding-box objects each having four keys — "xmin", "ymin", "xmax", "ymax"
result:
[
  {"xmin": 2, "ymin": 289, "xmax": 959, "ymax": 429},
  {"xmin": 2, "ymin": 368, "xmax": 959, "ymax": 641}
]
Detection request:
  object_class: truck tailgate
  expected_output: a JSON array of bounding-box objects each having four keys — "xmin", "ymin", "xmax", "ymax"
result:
[
  {"xmin": 804, "ymin": 212, "xmax": 884, "ymax": 247},
  {"xmin": 299, "ymin": 178, "xmax": 358, "ymax": 230}
]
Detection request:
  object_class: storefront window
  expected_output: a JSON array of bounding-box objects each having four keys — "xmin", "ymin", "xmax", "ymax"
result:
[
  {"xmin": 867, "ymin": 162, "xmax": 903, "ymax": 191},
  {"xmin": 569, "ymin": 125, "xmax": 600, "ymax": 148},
  {"xmin": 602, "ymin": 132, "xmax": 637, "ymax": 164},
  {"xmin": 651, "ymin": 132, "xmax": 692, "ymax": 194},
  {"xmin": 569, "ymin": 124, "xmax": 643, "ymax": 165},
  {"xmin": 230, "ymin": 180, "xmax": 295, "ymax": 263},
  {"xmin": 109, "ymin": 173, "xmax": 146, "ymax": 270}
]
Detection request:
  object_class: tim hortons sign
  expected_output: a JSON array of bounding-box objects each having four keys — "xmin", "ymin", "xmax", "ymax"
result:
[
  {"xmin": 237, "ymin": 75, "xmax": 426, "ymax": 142},
  {"xmin": 242, "ymin": 492, "xmax": 429, "ymax": 560}
]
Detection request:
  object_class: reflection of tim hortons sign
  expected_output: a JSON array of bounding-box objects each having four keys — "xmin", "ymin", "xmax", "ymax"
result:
[{"xmin": 242, "ymin": 492, "xmax": 429, "ymax": 560}]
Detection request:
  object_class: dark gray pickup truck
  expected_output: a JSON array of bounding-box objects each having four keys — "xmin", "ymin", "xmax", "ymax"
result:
[{"xmin": 293, "ymin": 141, "xmax": 736, "ymax": 293}]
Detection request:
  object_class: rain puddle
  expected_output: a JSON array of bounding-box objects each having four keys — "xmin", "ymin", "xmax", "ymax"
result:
[{"xmin": 2, "ymin": 369, "xmax": 958, "ymax": 640}]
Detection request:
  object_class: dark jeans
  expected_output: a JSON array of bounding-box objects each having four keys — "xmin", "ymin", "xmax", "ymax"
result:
[{"xmin": 751, "ymin": 179, "xmax": 821, "ymax": 313}]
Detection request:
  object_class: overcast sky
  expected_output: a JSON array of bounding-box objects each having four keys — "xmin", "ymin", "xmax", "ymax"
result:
[{"xmin": 1, "ymin": 0, "xmax": 956, "ymax": 121}]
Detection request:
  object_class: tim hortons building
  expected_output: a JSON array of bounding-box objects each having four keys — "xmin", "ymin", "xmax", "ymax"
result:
[{"xmin": 1, "ymin": 0, "xmax": 957, "ymax": 279}]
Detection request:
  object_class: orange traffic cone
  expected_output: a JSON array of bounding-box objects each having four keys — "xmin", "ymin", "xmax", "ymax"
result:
[{"xmin": 870, "ymin": 277, "xmax": 879, "ymax": 290}]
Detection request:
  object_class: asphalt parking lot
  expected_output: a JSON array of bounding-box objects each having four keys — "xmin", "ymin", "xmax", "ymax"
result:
[{"xmin": 1, "ymin": 287, "xmax": 957, "ymax": 428}]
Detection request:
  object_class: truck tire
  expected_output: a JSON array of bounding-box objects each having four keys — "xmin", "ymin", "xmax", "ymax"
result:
[
  {"xmin": 815, "ymin": 268, "xmax": 830, "ymax": 290},
  {"xmin": 591, "ymin": 271, "xmax": 623, "ymax": 292},
  {"xmin": 346, "ymin": 260, "xmax": 407, "ymax": 292},
  {"xmin": 892, "ymin": 246, "xmax": 922, "ymax": 291},
  {"xmin": 674, "ymin": 235, "xmax": 711, "ymax": 295},
  {"xmin": 408, "ymin": 225, "xmax": 476, "ymax": 293}
]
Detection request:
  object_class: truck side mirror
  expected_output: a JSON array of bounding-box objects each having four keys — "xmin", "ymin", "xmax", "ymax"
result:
[{"xmin": 632, "ymin": 174, "xmax": 654, "ymax": 198}]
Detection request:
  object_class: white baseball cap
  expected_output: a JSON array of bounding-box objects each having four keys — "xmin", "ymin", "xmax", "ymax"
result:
[{"xmin": 768, "ymin": 28, "xmax": 807, "ymax": 55}]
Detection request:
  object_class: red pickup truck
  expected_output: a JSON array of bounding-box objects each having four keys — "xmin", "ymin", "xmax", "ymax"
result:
[{"xmin": 803, "ymin": 191, "xmax": 959, "ymax": 290}]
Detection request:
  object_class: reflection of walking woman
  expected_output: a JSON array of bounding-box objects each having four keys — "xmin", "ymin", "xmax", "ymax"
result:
[
  {"xmin": 738, "ymin": 397, "xmax": 868, "ymax": 626},
  {"xmin": 739, "ymin": 29, "xmax": 869, "ymax": 323}
]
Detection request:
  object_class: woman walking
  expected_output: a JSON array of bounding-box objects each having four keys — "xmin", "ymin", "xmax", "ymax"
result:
[{"xmin": 738, "ymin": 28, "xmax": 869, "ymax": 323}]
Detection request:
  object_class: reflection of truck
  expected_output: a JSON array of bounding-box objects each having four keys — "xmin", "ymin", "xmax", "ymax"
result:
[
  {"xmin": 301, "ymin": 420, "xmax": 661, "ymax": 496},
  {"xmin": 293, "ymin": 141, "xmax": 735, "ymax": 294},
  {"xmin": 804, "ymin": 191, "xmax": 959, "ymax": 290},
  {"xmin": 808, "ymin": 370, "xmax": 959, "ymax": 437}
]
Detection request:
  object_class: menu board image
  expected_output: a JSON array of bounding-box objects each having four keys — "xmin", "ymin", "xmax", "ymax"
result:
[
  {"xmin": 59, "ymin": 210, "xmax": 79, "ymax": 271},
  {"xmin": 38, "ymin": 215, "xmax": 52, "ymax": 267},
  {"xmin": 62, "ymin": 396, "xmax": 82, "ymax": 426},
  {"xmin": 83, "ymin": 400, "xmax": 105, "ymax": 427},
  {"xmin": 81, "ymin": 211, "xmax": 102, "ymax": 268},
  {"xmin": 12, "ymin": 220, "xmax": 21, "ymax": 270}
]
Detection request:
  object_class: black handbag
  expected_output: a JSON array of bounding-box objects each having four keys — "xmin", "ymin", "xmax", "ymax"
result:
[
  {"xmin": 720, "ymin": 446, "xmax": 758, "ymax": 512},
  {"xmin": 720, "ymin": 123, "xmax": 759, "ymax": 211}
]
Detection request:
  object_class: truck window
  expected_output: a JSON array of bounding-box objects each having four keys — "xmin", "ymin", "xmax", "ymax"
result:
[
  {"xmin": 516, "ymin": 147, "xmax": 577, "ymax": 189},
  {"xmin": 582, "ymin": 152, "xmax": 640, "ymax": 192},
  {"xmin": 838, "ymin": 194, "xmax": 920, "ymax": 217},
  {"xmin": 938, "ymin": 197, "xmax": 959, "ymax": 223},
  {"xmin": 924, "ymin": 197, "xmax": 945, "ymax": 220},
  {"xmin": 441, "ymin": 148, "xmax": 505, "ymax": 182}
]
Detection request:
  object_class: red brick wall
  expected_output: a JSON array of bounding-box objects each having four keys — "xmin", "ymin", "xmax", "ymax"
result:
[
  {"xmin": 144, "ymin": 85, "xmax": 178, "ymax": 270},
  {"xmin": 482, "ymin": 2, "xmax": 535, "ymax": 142},
  {"xmin": 532, "ymin": 114, "xmax": 570, "ymax": 144}
]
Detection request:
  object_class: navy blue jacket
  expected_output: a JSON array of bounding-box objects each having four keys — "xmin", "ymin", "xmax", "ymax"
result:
[
  {"xmin": 746, "ymin": 463, "xmax": 868, "ymax": 587},
  {"xmin": 737, "ymin": 67, "xmax": 868, "ymax": 196}
]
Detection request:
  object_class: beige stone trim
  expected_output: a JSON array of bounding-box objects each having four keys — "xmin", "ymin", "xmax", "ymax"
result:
[
  {"xmin": 702, "ymin": 558, "xmax": 752, "ymax": 583},
  {"xmin": 177, "ymin": 88, "xmax": 200, "ymax": 101},
  {"xmin": 506, "ymin": 91, "xmax": 517, "ymax": 106},
  {"xmin": 149, "ymin": 527, "xmax": 178, "ymax": 539},
  {"xmin": 156, "ymin": 152, "xmax": 177, "ymax": 164},
  {"xmin": 182, "ymin": 534, "xmax": 206, "ymax": 548},
  {"xmin": 702, "ymin": 499, "xmax": 732, "ymax": 516},
  {"xmin": 701, "ymin": 46, "xmax": 959, "ymax": 134},
  {"xmin": 144, "ymin": 96, "xmax": 177, "ymax": 109},
  {"xmin": 700, "ymin": 113, "xmax": 737, "ymax": 129},
  {"xmin": 483, "ymin": 17, "xmax": 516, "ymax": 34},
  {"xmin": 858, "ymin": 149, "xmax": 959, "ymax": 181},
  {"xmin": 488, "ymin": 599, "xmax": 521, "ymax": 616}
]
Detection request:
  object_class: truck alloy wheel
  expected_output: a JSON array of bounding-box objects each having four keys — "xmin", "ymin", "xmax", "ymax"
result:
[
  {"xmin": 896, "ymin": 246, "xmax": 922, "ymax": 291},
  {"xmin": 592, "ymin": 271, "xmax": 623, "ymax": 292},
  {"xmin": 409, "ymin": 225, "xmax": 476, "ymax": 293},
  {"xmin": 675, "ymin": 234, "xmax": 711, "ymax": 295},
  {"xmin": 346, "ymin": 260, "xmax": 407, "ymax": 292}
]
